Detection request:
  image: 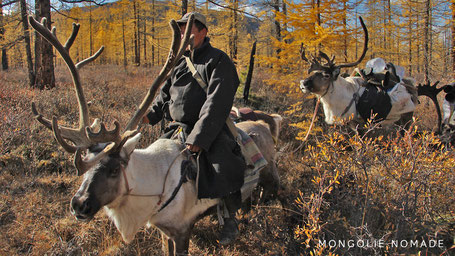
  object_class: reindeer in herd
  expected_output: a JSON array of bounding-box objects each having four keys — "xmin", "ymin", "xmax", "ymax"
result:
[
  {"xmin": 29, "ymin": 15, "xmax": 281, "ymax": 255},
  {"xmin": 299, "ymin": 17, "xmax": 445, "ymax": 133}
]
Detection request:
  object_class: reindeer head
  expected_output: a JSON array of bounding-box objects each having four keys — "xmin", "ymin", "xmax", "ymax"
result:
[
  {"xmin": 29, "ymin": 15, "xmax": 195, "ymax": 220},
  {"xmin": 299, "ymin": 17, "xmax": 368, "ymax": 96}
]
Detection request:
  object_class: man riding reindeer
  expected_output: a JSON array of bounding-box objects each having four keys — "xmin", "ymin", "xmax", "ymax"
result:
[{"xmin": 142, "ymin": 12, "xmax": 245, "ymax": 245}]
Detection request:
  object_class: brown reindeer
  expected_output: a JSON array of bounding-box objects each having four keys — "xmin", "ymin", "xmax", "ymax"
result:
[{"xmin": 230, "ymin": 106, "xmax": 283, "ymax": 144}]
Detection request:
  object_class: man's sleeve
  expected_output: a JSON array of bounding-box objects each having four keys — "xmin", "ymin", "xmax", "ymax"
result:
[
  {"xmin": 146, "ymin": 78, "xmax": 171, "ymax": 125},
  {"xmin": 186, "ymin": 54, "xmax": 240, "ymax": 151}
]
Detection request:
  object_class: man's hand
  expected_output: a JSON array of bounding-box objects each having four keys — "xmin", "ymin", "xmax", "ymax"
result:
[{"xmin": 186, "ymin": 144, "xmax": 201, "ymax": 153}]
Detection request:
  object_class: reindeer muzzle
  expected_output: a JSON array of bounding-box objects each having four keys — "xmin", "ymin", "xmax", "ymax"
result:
[
  {"xmin": 70, "ymin": 194, "xmax": 99, "ymax": 221},
  {"xmin": 300, "ymin": 78, "xmax": 313, "ymax": 93}
]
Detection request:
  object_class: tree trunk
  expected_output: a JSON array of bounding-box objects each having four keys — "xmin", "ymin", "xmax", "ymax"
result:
[
  {"xmin": 408, "ymin": 14, "xmax": 412, "ymax": 76},
  {"xmin": 423, "ymin": 0, "xmax": 430, "ymax": 84},
  {"xmin": 452, "ymin": 1, "xmax": 455, "ymax": 77},
  {"xmin": 416, "ymin": 11, "xmax": 420, "ymax": 74},
  {"xmin": 20, "ymin": 0, "xmax": 35, "ymax": 85},
  {"xmin": 143, "ymin": 8, "xmax": 147, "ymax": 66},
  {"xmin": 243, "ymin": 41, "xmax": 256, "ymax": 102},
  {"xmin": 382, "ymin": 1, "xmax": 386, "ymax": 59},
  {"xmin": 282, "ymin": 0, "xmax": 287, "ymax": 34},
  {"xmin": 272, "ymin": 0, "xmax": 281, "ymax": 57},
  {"xmin": 89, "ymin": 2, "xmax": 93, "ymax": 55},
  {"xmin": 181, "ymin": 0, "xmax": 188, "ymax": 16},
  {"xmin": 122, "ymin": 11, "xmax": 127, "ymax": 68},
  {"xmin": 0, "ymin": 0, "xmax": 8, "ymax": 70},
  {"xmin": 133, "ymin": 0, "xmax": 140, "ymax": 66},
  {"xmin": 151, "ymin": 0, "xmax": 155, "ymax": 66},
  {"xmin": 342, "ymin": 1, "xmax": 347, "ymax": 62},
  {"xmin": 33, "ymin": 0, "xmax": 55, "ymax": 89},
  {"xmin": 387, "ymin": 0, "xmax": 392, "ymax": 62},
  {"xmin": 229, "ymin": 0, "xmax": 238, "ymax": 62},
  {"xmin": 355, "ymin": 6, "xmax": 358, "ymax": 59}
]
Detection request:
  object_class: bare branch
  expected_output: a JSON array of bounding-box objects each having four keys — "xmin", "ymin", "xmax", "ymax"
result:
[
  {"xmin": 50, "ymin": 5, "xmax": 79, "ymax": 21},
  {"xmin": 207, "ymin": 0, "xmax": 260, "ymax": 20},
  {"xmin": 57, "ymin": 0, "xmax": 106, "ymax": 7},
  {"xmin": 0, "ymin": 0, "xmax": 17, "ymax": 8}
]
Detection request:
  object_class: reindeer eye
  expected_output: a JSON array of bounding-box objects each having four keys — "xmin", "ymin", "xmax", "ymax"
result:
[
  {"xmin": 110, "ymin": 167, "xmax": 121, "ymax": 177},
  {"xmin": 322, "ymin": 73, "xmax": 331, "ymax": 79}
]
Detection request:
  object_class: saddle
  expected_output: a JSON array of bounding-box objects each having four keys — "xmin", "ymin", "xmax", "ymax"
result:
[
  {"xmin": 230, "ymin": 107, "xmax": 258, "ymax": 122},
  {"xmin": 362, "ymin": 62, "xmax": 401, "ymax": 91}
]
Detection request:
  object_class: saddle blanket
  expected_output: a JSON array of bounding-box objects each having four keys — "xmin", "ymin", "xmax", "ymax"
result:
[{"xmin": 236, "ymin": 128, "xmax": 268, "ymax": 201}]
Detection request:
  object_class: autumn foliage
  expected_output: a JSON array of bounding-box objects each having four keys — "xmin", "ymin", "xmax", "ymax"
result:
[{"xmin": 1, "ymin": 0, "xmax": 455, "ymax": 255}]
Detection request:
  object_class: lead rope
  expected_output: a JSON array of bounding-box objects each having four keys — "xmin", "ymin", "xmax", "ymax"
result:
[
  {"xmin": 303, "ymin": 97, "xmax": 320, "ymax": 142},
  {"xmin": 301, "ymin": 81, "xmax": 333, "ymax": 142},
  {"xmin": 293, "ymin": 81, "xmax": 332, "ymax": 153}
]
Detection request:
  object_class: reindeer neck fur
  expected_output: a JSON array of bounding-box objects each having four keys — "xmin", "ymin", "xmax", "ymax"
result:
[
  {"xmin": 103, "ymin": 138, "xmax": 218, "ymax": 243},
  {"xmin": 103, "ymin": 139, "xmax": 184, "ymax": 242},
  {"xmin": 320, "ymin": 76, "xmax": 365, "ymax": 124}
]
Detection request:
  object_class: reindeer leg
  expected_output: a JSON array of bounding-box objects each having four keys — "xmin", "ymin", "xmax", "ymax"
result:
[
  {"xmin": 161, "ymin": 233, "xmax": 175, "ymax": 256},
  {"xmin": 173, "ymin": 228, "xmax": 192, "ymax": 256},
  {"xmin": 258, "ymin": 164, "xmax": 280, "ymax": 202}
]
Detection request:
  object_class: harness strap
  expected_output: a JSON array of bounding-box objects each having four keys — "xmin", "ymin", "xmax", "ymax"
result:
[
  {"xmin": 185, "ymin": 56, "xmax": 208, "ymax": 91},
  {"xmin": 340, "ymin": 92, "xmax": 360, "ymax": 118},
  {"xmin": 121, "ymin": 147, "xmax": 188, "ymax": 209},
  {"xmin": 340, "ymin": 73, "xmax": 365, "ymax": 118},
  {"xmin": 121, "ymin": 166, "xmax": 132, "ymax": 194}
]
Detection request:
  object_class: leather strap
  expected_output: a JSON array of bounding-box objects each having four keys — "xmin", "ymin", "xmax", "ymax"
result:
[{"xmin": 185, "ymin": 56, "xmax": 208, "ymax": 92}]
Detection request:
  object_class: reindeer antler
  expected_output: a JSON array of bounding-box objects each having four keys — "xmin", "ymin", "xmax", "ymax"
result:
[
  {"xmin": 300, "ymin": 16, "xmax": 368, "ymax": 73},
  {"xmin": 29, "ymin": 16, "xmax": 107, "ymax": 153},
  {"xmin": 337, "ymin": 16, "xmax": 368, "ymax": 69},
  {"xmin": 417, "ymin": 80, "xmax": 444, "ymax": 132},
  {"xmin": 300, "ymin": 44, "xmax": 324, "ymax": 73},
  {"xmin": 124, "ymin": 16, "xmax": 194, "ymax": 132},
  {"xmin": 30, "ymin": 14, "xmax": 194, "ymax": 175}
]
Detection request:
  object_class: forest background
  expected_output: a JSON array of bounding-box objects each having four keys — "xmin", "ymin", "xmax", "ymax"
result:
[
  {"xmin": 2, "ymin": 0, "xmax": 455, "ymax": 89},
  {"xmin": 1, "ymin": 0, "xmax": 455, "ymax": 255}
]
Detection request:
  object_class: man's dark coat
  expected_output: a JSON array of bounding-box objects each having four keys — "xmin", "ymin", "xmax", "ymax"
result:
[{"xmin": 146, "ymin": 37, "xmax": 246, "ymax": 199}]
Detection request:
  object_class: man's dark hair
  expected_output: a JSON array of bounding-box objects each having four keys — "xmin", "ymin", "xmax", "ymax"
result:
[{"xmin": 194, "ymin": 20, "xmax": 207, "ymax": 31}]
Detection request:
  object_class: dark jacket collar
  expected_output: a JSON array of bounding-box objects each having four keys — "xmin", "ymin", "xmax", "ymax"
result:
[{"xmin": 190, "ymin": 37, "xmax": 211, "ymax": 61}]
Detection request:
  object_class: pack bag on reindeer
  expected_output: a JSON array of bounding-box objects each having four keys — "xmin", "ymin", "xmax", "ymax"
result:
[
  {"xmin": 29, "ymin": 13, "xmax": 277, "ymax": 256},
  {"xmin": 352, "ymin": 57, "xmax": 418, "ymax": 124}
]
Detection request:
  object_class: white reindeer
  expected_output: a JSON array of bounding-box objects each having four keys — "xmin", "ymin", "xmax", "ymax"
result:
[
  {"xmin": 29, "ymin": 15, "xmax": 279, "ymax": 255},
  {"xmin": 299, "ymin": 17, "xmax": 418, "ymax": 128}
]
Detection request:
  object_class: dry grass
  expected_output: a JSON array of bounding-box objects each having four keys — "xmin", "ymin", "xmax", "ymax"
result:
[{"xmin": 0, "ymin": 65, "xmax": 454, "ymax": 255}]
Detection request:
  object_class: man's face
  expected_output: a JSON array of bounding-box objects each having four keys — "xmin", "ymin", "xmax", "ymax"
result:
[{"xmin": 179, "ymin": 23, "xmax": 207, "ymax": 49}]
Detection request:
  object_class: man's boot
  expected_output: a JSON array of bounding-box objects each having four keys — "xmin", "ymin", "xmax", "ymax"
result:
[
  {"xmin": 219, "ymin": 191, "xmax": 241, "ymax": 245},
  {"xmin": 219, "ymin": 215, "xmax": 239, "ymax": 245}
]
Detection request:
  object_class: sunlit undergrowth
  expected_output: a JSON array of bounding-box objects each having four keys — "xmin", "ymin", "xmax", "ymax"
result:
[{"xmin": 295, "ymin": 121, "xmax": 455, "ymax": 255}]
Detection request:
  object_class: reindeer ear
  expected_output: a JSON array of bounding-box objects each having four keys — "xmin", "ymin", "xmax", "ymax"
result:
[
  {"xmin": 332, "ymin": 67, "xmax": 341, "ymax": 78},
  {"xmin": 120, "ymin": 133, "xmax": 142, "ymax": 159}
]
